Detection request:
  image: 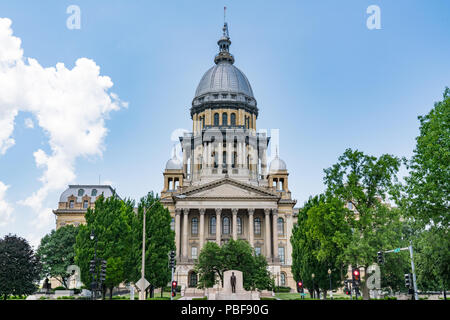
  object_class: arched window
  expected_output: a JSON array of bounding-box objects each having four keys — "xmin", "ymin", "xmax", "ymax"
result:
[
  {"xmin": 210, "ymin": 216, "xmax": 216, "ymax": 235},
  {"xmin": 189, "ymin": 272, "xmax": 198, "ymax": 288},
  {"xmin": 91, "ymin": 189, "xmax": 97, "ymax": 197},
  {"xmin": 223, "ymin": 217, "xmax": 230, "ymax": 235},
  {"xmin": 222, "ymin": 113, "xmax": 228, "ymax": 126},
  {"xmin": 237, "ymin": 217, "xmax": 242, "ymax": 235},
  {"xmin": 230, "ymin": 113, "xmax": 236, "ymax": 126},
  {"xmin": 191, "ymin": 217, "xmax": 198, "ymax": 235},
  {"xmin": 254, "ymin": 218, "xmax": 261, "ymax": 235},
  {"xmin": 214, "ymin": 113, "xmax": 219, "ymax": 126},
  {"xmin": 277, "ymin": 217, "xmax": 284, "ymax": 236},
  {"xmin": 280, "ymin": 272, "xmax": 286, "ymax": 286},
  {"xmin": 78, "ymin": 189, "xmax": 84, "ymax": 196}
]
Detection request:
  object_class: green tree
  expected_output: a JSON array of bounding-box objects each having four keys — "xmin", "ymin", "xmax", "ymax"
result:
[
  {"xmin": 36, "ymin": 225, "xmax": 79, "ymax": 288},
  {"xmin": 403, "ymin": 87, "xmax": 450, "ymax": 230},
  {"xmin": 291, "ymin": 195, "xmax": 349, "ymax": 299},
  {"xmin": 414, "ymin": 227, "xmax": 450, "ymax": 292},
  {"xmin": 128, "ymin": 192, "xmax": 175, "ymax": 298},
  {"xmin": 0, "ymin": 234, "xmax": 41, "ymax": 300},
  {"xmin": 323, "ymin": 148, "xmax": 407, "ymax": 299},
  {"xmin": 74, "ymin": 194, "xmax": 135, "ymax": 299},
  {"xmin": 195, "ymin": 241, "xmax": 223, "ymax": 288},
  {"xmin": 194, "ymin": 239, "xmax": 273, "ymax": 291}
]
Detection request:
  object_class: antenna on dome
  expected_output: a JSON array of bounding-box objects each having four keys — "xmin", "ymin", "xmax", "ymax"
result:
[{"xmin": 223, "ymin": 6, "xmax": 229, "ymax": 38}]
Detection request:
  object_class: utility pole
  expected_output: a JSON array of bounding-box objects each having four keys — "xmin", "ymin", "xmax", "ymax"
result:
[
  {"xmin": 139, "ymin": 207, "xmax": 146, "ymax": 300},
  {"xmin": 409, "ymin": 241, "xmax": 419, "ymax": 300}
]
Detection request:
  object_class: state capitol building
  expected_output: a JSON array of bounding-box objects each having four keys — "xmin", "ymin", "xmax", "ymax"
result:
[{"xmin": 54, "ymin": 22, "xmax": 298, "ymax": 291}]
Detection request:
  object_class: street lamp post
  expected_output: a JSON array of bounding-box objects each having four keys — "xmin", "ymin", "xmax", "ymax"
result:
[
  {"xmin": 90, "ymin": 230, "xmax": 98, "ymax": 300},
  {"xmin": 328, "ymin": 269, "xmax": 333, "ymax": 300},
  {"xmin": 311, "ymin": 273, "xmax": 315, "ymax": 299},
  {"xmin": 139, "ymin": 200, "xmax": 160, "ymax": 300}
]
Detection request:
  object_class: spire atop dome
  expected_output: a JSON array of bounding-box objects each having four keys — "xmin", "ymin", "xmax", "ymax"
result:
[{"xmin": 215, "ymin": 11, "xmax": 234, "ymax": 64}]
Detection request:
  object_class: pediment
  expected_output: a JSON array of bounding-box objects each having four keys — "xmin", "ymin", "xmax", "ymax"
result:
[{"xmin": 181, "ymin": 178, "xmax": 278, "ymax": 199}]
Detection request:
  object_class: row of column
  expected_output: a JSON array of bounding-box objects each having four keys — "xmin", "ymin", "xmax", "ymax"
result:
[
  {"xmin": 175, "ymin": 208, "xmax": 279, "ymax": 262},
  {"xmin": 184, "ymin": 141, "xmax": 268, "ymax": 177}
]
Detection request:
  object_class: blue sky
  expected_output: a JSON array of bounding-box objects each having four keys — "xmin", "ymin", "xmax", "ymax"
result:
[{"xmin": 0, "ymin": 0, "xmax": 449, "ymax": 247}]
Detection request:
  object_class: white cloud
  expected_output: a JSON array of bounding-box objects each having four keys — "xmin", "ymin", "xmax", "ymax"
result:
[
  {"xmin": 24, "ymin": 117, "xmax": 34, "ymax": 128},
  {"xmin": 0, "ymin": 181, "xmax": 14, "ymax": 227},
  {"xmin": 0, "ymin": 17, "xmax": 126, "ymax": 229}
]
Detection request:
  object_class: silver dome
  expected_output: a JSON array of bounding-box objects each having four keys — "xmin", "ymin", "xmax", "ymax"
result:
[
  {"xmin": 165, "ymin": 155, "xmax": 182, "ymax": 170},
  {"xmin": 269, "ymin": 156, "xmax": 287, "ymax": 173},
  {"xmin": 195, "ymin": 61, "xmax": 254, "ymax": 98}
]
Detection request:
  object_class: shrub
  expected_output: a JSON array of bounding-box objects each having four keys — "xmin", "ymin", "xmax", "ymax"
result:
[
  {"xmin": 192, "ymin": 297, "xmax": 207, "ymax": 300},
  {"xmin": 57, "ymin": 296, "xmax": 75, "ymax": 299},
  {"xmin": 274, "ymin": 286, "xmax": 291, "ymax": 293},
  {"xmin": 54, "ymin": 286, "xmax": 67, "ymax": 291}
]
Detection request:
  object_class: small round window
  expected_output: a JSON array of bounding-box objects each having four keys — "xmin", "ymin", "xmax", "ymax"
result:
[{"xmin": 78, "ymin": 189, "xmax": 84, "ymax": 197}]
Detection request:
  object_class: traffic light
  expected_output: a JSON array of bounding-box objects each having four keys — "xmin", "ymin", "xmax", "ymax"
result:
[
  {"xmin": 404, "ymin": 273, "xmax": 411, "ymax": 288},
  {"xmin": 171, "ymin": 281, "xmax": 177, "ymax": 297},
  {"xmin": 344, "ymin": 280, "xmax": 351, "ymax": 295},
  {"xmin": 89, "ymin": 259, "xmax": 96, "ymax": 274},
  {"xmin": 352, "ymin": 268, "xmax": 360, "ymax": 286},
  {"xmin": 377, "ymin": 251, "xmax": 384, "ymax": 264},
  {"xmin": 296, "ymin": 281, "xmax": 303, "ymax": 293},
  {"xmin": 169, "ymin": 250, "xmax": 175, "ymax": 269},
  {"xmin": 100, "ymin": 260, "xmax": 107, "ymax": 282}
]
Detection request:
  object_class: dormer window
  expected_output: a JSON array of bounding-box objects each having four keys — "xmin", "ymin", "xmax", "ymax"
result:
[
  {"xmin": 91, "ymin": 189, "xmax": 97, "ymax": 197},
  {"xmin": 78, "ymin": 189, "xmax": 84, "ymax": 197}
]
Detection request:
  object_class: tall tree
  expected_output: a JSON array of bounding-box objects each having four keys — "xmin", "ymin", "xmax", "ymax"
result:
[
  {"xmin": 0, "ymin": 234, "xmax": 41, "ymax": 300},
  {"xmin": 74, "ymin": 194, "xmax": 135, "ymax": 299},
  {"xmin": 37, "ymin": 225, "xmax": 79, "ymax": 288},
  {"xmin": 403, "ymin": 87, "xmax": 450, "ymax": 230},
  {"xmin": 323, "ymin": 148, "xmax": 406, "ymax": 299},
  {"xmin": 128, "ymin": 192, "xmax": 175, "ymax": 298},
  {"xmin": 291, "ymin": 195, "xmax": 349, "ymax": 299}
]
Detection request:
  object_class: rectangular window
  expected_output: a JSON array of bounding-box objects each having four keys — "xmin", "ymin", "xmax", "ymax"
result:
[
  {"xmin": 255, "ymin": 247, "xmax": 261, "ymax": 256},
  {"xmin": 69, "ymin": 200, "xmax": 74, "ymax": 208},
  {"xmin": 83, "ymin": 200, "xmax": 88, "ymax": 209},
  {"xmin": 191, "ymin": 247, "xmax": 198, "ymax": 259},
  {"xmin": 278, "ymin": 247, "xmax": 285, "ymax": 264}
]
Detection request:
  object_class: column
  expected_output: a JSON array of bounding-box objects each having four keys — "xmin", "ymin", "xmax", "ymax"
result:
[
  {"xmin": 238, "ymin": 141, "xmax": 243, "ymax": 168},
  {"xmin": 215, "ymin": 208, "xmax": 222, "ymax": 246},
  {"xmin": 261, "ymin": 145, "xmax": 267, "ymax": 176},
  {"xmin": 264, "ymin": 208, "xmax": 271, "ymax": 259},
  {"xmin": 199, "ymin": 208, "xmax": 205, "ymax": 251},
  {"xmin": 202, "ymin": 143, "xmax": 207, "ymax": 170},
  {"xmin": 182, "ymin": 145, "xmax": 188, "ymax": 175},
  {"xmin": 248, "ymin": 208, "xmax": 254, "ymax": 248},
  {"xmin": 218, "ymin": 141, "xmax": 223, "ymax": 170},
  {"xmin": 175, "ymin": 209, "xmax": 181, "ymax": 258},
  {"xmin": 182, "ymin": 208, "xmax": 189, "ymax": 259},
  {"xmin": 232, "ymin": 208, "xmax": 238, "ymax": 240},
  {"xmin": 272, "ymin": 209, "xmax": 279, "ymax": 262},
  {"xmin": 209, "ymin": 142, "xmax": 213, "ymax": 168},
  {"xmin": 227, "ymin": 141, "xmax": 232, "ymax": 172}
]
